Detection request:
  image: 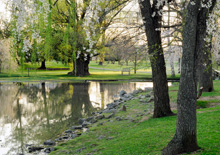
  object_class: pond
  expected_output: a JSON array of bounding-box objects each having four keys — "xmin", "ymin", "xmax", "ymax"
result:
[{"xmin": 0, "ymin": 81, "xmax": 155, "ymax": 155}]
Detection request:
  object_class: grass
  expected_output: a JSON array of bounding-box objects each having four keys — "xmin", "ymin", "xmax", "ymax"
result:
[
  {"xmin": 50, "ymin": 106, "xmax": 220, "ymax": 155},
  {"xmin": 0, "ymin": 61, "xmax": 180, "ymax": 82},
  {"xmin": 50, "ymin": 81, "xmax": 220, "ymax": 155},
  {"xmin": 23, "ymin": 61, "xmax": 70, "ymax": 69}
]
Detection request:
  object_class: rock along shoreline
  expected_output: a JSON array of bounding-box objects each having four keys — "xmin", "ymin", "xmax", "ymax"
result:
[{"xmin": 26, "ymin": 87, "xmax": 154, "ymax": 154}]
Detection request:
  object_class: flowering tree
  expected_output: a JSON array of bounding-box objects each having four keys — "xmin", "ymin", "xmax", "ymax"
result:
[
  {"xmin": 58, "ymin": 0, "xmax": 130, "ymax": 76},
  {"xmin": 8, "ymin": 0, "xmax": 52, "ymax": 68},
  {"xmin": 8, "ymin": 0, "xmax": 130, "ymax": 75}
]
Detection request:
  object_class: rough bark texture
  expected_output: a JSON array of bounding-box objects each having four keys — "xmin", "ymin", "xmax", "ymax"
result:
[
  {"xmin": 162, "ymin": 1, "xmax": 201, "ymax": 154},
  {"xmin": 70, "ymin": 55, "xmax": 90, "ymax": 76},
  {"xmin": 75, "ymin": 58, "xmax": 90, "ymax": 76},
  {"xmin": 138, "ymin": 0, "xmax": 173, "ymax": 118},
  {"xmin": 196, "ymin": 1, "xmax": 216, "ymax": 92}
]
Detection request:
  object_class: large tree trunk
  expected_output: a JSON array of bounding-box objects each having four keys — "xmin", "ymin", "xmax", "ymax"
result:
[
  {"xmin": 198, "ymin": 59, "xmax": 213, "ymax": 92},
  {"xmin": 71, "ymin": 54, "xmax": 90, "ymax": 76},
  {"xmin": 196, "ymin": 1, "xmax": 215, "ymax": 92},
  {"xmin": 138, "ymin": 0, "xmax": 173, "ymax": 118},
  {"xmin": 38, "ymin": 59, "xmax": 46, "ymax": 69},
  {"xmin": 162, "ymin": 1, "xmax": 201, "ymax": 154}
]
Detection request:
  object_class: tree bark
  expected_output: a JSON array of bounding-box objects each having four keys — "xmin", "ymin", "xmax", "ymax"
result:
[
  {"xmin": 162, "ymin": 1, "xmax": 201, "ymax": 154},
  {"xmin": 38, "ymin": 59, "xmax": 46, "ymax": 69},
  {"xmin": 71, "ymin": 55, "xmax": 90, "ymax": 76},
  {"xmin": 0, "ymin": 61, "xmax": 1, "ymax": 73},
  {"xmin": 196, "ymin": 1, "xmax": 216, "ymax": 92},
  {"xmin": 178, "ymin": 57, "xmax": 181, "ymax": 74},
  {"xmin": 169, "ymin": 51, "xmax": 175, "ymax": 77},
  {"xmin": 138, "ymin": 0, "xmax": 173, "ymax": 118}
]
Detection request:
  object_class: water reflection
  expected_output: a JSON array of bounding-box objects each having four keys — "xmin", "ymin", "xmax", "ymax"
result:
[{"xmin": 0, "ymin": 81, "xmax": 153, "ymax": 155}]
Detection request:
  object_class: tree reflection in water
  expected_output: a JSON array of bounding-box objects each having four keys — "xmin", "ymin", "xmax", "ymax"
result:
[{"xmin": 0, "ymin": 81, "xmax": 146, "ymax": 154}]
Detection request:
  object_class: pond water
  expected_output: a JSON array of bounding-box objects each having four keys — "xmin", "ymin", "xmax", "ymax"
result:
[{"xmin": 0, "ymin": 81, "xmax": 155, "ymax": 155}]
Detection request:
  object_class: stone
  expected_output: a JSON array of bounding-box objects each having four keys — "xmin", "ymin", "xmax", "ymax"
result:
[
  {"xmin": 62, "ymin": 136, "xmax": 69, "ymax": 139},
  {"xmin": 132, "ymin": 90, "xmax": 139, "ymax": 94},
  {"xmin": 55, "ymin": 137, "xmax": 62, "ymax": 141},
  {"xmin": 65, "ymin": 130, "xmax": 72, "ymax": 134},
  {"xmin": 106, "ymin": 103, "xmax": 117, "ymax": 109},
  {"xmin": 44, "ymin": 147, "xmax": 55, "ymax": 153},
  {"xmin": 102, "ymin": 109, "xmax": 116, "ymax": 113},
  {"xmin": 28, "ymin": 146, "xmax": 44, "ymax": 153},
  {"xmin": 149, "ymin": 91, "xmax": 154, "ymax": 96},
  {"xmin": 119, "ymin": 90, "xmax": 127, "ymax": 97},
  {"xmin": 98, "ymin": 135, "xmax": 105, "ymax": 140},
  {"xmin": 120, "ymin": 105, "xmax": 126, "ymax": 112},
  {"xmin": 145, "ymin": 94, "xmax": 151, "ymax": 97},
  {"xmin": 78, "ymin": 118, "xmax": 85, "ymax": 125},
  {"xmin": 147, "ymin": 96, "xmax": 154, "ymax": 103},
  {"xmin": 139, "ymin": 99, "xmax": 146, "ymax": 103},
  {"xmin": 107, "ymin": 136, "xmax": 114, "ymax": 140},
  {"xmin": 76, "ymin": 147, "xmax": 86, "ymax": 153},
  {"xmin": 71, "ymin": 134, "xmax": 78, "ymax": 139},
  {"xmin": 92, "ymin": 149, "xmax": 98, "ymax": 152},
  {"xmin": 95, "ymin": 115, "xmax": 105, "ymax": 120},
  {"xmin": 43, "ymin": 140, "xmax": 55, "ymax": 146},
  {"xmin": 115, "ymin": 117, "xmax": 122, "ymax": 121},
  {"xmin": 125, "ymin": 116, "xmax": 132, "ymax": 120},
  {"xmin": 99, "ymin": 122, "xmax": 104, "ymax": 125},
  {"xmin": 145, "ymin": 88, "xmax": 153, "ymax": 92},
  {"xmin": 90, "ymin": 118, "xmax": 97, "ymax": 124},
  {"xmin": 71, "ymin": 125, "xmax": 83, "ymax": 130},
  {"xmin": 90, "ymin": 144, "xmax": 98, "ymax": 147},
  {"xmin": 106, "ymin": 113, "xmax": 115, "ymax": 119},
  {"xmin": 82, "ymin": 121, "xmax": 91, "ymax": 127},
  {"xmin": 85, "ymin": 116, "xmax": 94, "ymax": 122},
  {"xmin": 123, "ymin": 94, "xmax": 130, "ymax": 98}
]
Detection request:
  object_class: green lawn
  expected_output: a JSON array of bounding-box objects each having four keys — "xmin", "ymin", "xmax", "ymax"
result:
[
  {"xmin": 0, "ymin": 60, "xmax": 180, "ymax": 82},
  {"xmin": 50, "ymin": 80, "xmax": 220, "ymax": 155},
  {"xmin": 50, "ymin": 87, "xmax": 220, "ymax": 155}
]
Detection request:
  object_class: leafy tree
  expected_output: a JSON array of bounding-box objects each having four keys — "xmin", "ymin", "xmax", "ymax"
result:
[{"xmin": 51, "ymin": 0, "xmax": 131, "ymax": 76}]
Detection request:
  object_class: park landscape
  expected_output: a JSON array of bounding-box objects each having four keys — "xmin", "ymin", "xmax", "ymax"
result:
[{"xmin": 0, "ymin": 0, "xmax": 220, "ymax": 155}]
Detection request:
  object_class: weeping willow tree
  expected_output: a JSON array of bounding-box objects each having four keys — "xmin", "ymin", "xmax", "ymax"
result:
[
  {"xmin": 9, "ymin": 0, "xmax": 52, "ymax": 70},
  {"xmin": 52, "ymin": 0, "xmax": 131, "ymax": 76}
]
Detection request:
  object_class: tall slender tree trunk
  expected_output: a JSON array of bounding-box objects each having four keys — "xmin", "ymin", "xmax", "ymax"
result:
[
  {"xmin": 196, "ymin": 1, "xmax": 216, "ymax": 92},
  {"xmin": 178, "ymin": 57, "xmax": 181, "ymax": 74},
  {"xmin": 138, "ymin": 0, "xmax": 173, "ymax": 118},
  {"xmin": 162, "ymin": 1, "xmax": 201, "ymax": 154},
  {"xmin": 0, "ymin": 61, "xmax": 2, "ymax": 73},
  {"xmin": 169, "ymin": 51, "xmax": 175, "ymax": 77}
]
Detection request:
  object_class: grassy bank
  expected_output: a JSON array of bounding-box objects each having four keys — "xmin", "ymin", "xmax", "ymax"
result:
[{"xmin": 50, "ymin": 81, "xmax": 220, "ymax": 155}]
